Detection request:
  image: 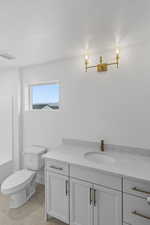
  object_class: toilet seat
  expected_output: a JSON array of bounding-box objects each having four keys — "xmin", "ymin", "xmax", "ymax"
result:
[{"xmin": 1, "ymin": 169, "xmax": 36, "ymax": 195}]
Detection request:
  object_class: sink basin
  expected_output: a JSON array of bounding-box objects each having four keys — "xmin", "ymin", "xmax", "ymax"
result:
[{"xmin": 84, "ymin": 152, "xmax": 116, "ymax": 164}]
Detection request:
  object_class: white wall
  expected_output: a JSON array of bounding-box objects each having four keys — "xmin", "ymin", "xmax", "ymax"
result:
[
  {"xmin": 0, "ymin": 68, "xmax": 21, "ymax": 170},
  {"xmin": 21, "ymin": 41, "xmax": 150, "ymax": 150},
  {"xmin": 0, "ymin": 96, "xmax": 13, "ymax": 161}
]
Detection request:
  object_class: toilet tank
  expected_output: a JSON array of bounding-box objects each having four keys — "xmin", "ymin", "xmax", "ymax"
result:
[{"xmin": 23, "ymin": 146, "xmax": 47, "ymax": 171}]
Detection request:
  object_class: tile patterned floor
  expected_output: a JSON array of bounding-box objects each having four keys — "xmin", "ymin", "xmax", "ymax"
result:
[{"xmin": 0, "ymin": 184, "xmax": 66, "ymax": 225}]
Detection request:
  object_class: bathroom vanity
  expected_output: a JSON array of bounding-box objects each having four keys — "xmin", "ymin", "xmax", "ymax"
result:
[{"xmin": 44, "ymin": 140, "xmax": 150, "ymax": 225}]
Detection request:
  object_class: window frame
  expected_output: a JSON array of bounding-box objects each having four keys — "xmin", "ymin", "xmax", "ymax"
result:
[{"xmin": 28, "ymin": 81, "xmax": 60, "ymax": 111}]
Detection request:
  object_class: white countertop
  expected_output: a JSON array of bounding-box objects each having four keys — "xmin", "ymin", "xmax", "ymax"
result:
[{"xmin": 43, "ymin": 141, "xmax": 150, "ymax": 182}]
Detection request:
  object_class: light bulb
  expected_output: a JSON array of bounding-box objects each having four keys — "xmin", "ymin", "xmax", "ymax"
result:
[
  {"xmin": 84, "ymin": 54, "xmax": 89, "ymax": 72},
  {"xmin": 116, "ymin": 49, "xmax": 119, "ymax": 55},
  {"xmin": 85, "ymin": 55, "xmax": 89, "ymax": 61}
]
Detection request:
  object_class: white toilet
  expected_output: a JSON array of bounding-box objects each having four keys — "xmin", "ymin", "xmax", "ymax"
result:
[{"xmin": 1, "ymin": 145, "xmax": 47, "ymax": 208}]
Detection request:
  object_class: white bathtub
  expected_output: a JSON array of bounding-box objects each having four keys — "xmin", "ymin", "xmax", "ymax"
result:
[
  {"xmin": 0, "ymin": 159, "xmax": 13, "ymax": 184},
  {"xmin": 0, "ymin": 97, "xmax": 14, "ymax": 184}
]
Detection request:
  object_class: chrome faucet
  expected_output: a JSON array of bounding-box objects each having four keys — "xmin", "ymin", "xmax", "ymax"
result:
[{"xmin": 100, "ymin": 139, "xmax": 104, "ymax": 152}]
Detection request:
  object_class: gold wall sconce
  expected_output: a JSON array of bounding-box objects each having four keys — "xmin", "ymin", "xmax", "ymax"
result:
[{"xmin": 85, "ymin": 49, "xmax": 120, "ymax": 72}]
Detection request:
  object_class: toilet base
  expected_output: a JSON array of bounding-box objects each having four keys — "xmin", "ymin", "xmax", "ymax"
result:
[{"xmin": 9, "ymin": 182, "xmax": 36, "ymax": 208}]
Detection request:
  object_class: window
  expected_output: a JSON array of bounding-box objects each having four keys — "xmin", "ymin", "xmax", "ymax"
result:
[{"xmin": 30, "ymin": 82, "xmax": 60, "ymax": 110}]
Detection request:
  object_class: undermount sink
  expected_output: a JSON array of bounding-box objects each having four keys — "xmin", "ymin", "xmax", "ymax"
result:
[{"xmin": 84, "ymin": 152, "xmax": 116, "ymax": 164}]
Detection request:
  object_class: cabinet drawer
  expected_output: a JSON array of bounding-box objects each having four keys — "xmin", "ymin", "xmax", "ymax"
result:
[
  {"xmin": 123, "ymin": 194, "xmax": 150, "ymax": 225},
  {"xmin": 123, "ymin": 178, "xmax": 150, "ymax": 198},
  {"xmin": 46, "ymin": 159, "xmax": 69, "ymax": 176},
  {"xmin": 70, "ymin": 164, "xmax": 122, "ymax": 191}
]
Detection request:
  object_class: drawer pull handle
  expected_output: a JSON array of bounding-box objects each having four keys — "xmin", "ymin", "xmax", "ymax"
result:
[
  {"xmin": 65, "ymin": 180, "xmax": 69, "ymax": 196},
  {"xmin": 132, "ymin": 187, "xmax": 150, "ymax": 195},
  {"xmin": 94, "ymin": 189, "xmax": 96, "ymax": 206},
  {"xmin": 49, "ymin": 165, "xmax": 63, "ymax": 171},
  {"xmin": 132, "ymin": 211, "xmax": 150, "ymax": 220},
  {"xmin": 89, "ymin": 188, "xmax": 92, "ymax": 205}
]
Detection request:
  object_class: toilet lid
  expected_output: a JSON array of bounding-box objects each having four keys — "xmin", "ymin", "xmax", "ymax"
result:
[
  {"xmin": 24, "ymin": 146, "xmax": 47, "ymax": 155},
  {"xmin": 1, "ymin": 169, "xmax": 35, "ymax": 194}
]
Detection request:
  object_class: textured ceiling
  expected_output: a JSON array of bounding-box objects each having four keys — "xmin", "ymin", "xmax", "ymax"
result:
[{"xmin": 0, "ymin": 0, "xmax": 149, "ymax": 67}]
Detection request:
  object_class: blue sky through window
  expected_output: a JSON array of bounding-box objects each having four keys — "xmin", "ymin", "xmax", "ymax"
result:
[{"xmin": 32, "ymin": 83, "xmax": 59, "ymax": 104}]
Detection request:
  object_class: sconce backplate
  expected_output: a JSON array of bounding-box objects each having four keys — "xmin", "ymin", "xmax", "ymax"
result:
[{"xmin": 96, "ymin": 64, "xmax": 108, "ymax": 72}]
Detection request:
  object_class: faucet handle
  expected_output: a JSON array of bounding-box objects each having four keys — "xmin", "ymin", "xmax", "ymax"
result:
[{"xmin": 101, "ymin": 139, "xmax": 104, "ymax": 152}]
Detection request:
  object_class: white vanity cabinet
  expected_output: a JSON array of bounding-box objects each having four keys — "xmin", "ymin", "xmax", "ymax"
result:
[
  {"xmin": 70, "ymin": 179, "xmax": 93, "ymax": 225},
  {"xmin": 93, "ymin": 184, "xmax": 122, "ymax": 225},
  {"xmin": 70, "ymin": 179, "xmax": 122, "ymax": 225},
  {"xmin": 44, "ymin": 148, "xmax": 150, "ymax": 225},
  {"xmin": 45, "ymin": 159, "xmax": 69, "ymax": 224},
  {"xmin": 70, "ymin": 165, "xmax": 122, "ymax": 225},
  {"xmin": 45, "ymin": 159, "xmax": 122, "ymax": 225},
  {"xmin": 123, "ymin": 178, "xmax": 150, "ymax": 225}
]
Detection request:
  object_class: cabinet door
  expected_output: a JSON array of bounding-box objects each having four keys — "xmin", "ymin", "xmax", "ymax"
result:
[
  {"xmin": 46, "ymin": 171, "xmax": 69, "ymax": 224},
  {"xmin": 94, "ymin": 185, "xmax": 122, "ymax": 225},
  {"xmin": 70, "ymin": 178, "xmax": 93, "ymax": 225}
]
